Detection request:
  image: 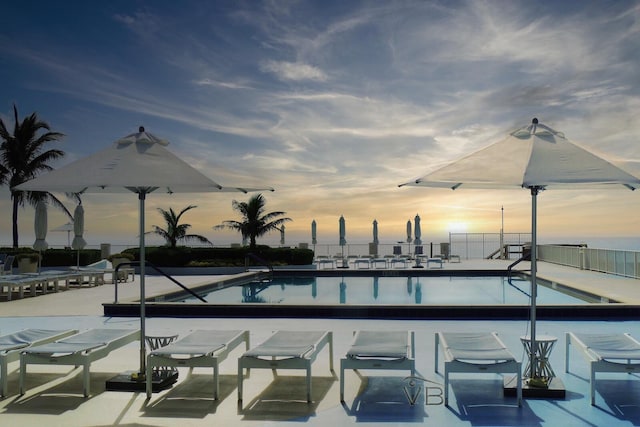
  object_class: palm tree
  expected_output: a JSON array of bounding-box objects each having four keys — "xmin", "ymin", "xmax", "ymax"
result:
[
  {"xmin": 0, "ymin": 104, "xmax": 70, "ymax": 248},
  {"xmin": 214, "ymin": 193, "xmax": 291, "ymax": 249},
  {"xmin": 150, "ymin": 205, "xmax": 212, "ymax": 248}
]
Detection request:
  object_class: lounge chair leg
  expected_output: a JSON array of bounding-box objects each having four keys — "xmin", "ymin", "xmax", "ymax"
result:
[
  {"xmin": 83, "ymin": 363, "xmax": 90, "ymax": 397},
  {"xmin": 1, "ymin": 357, "xmax": 7, "ymax": 397},
  {"xmin": 213, "ymin": 363, "xmax": 219, "ymax": 400},
  {"xmin": 339, "ymin": 360, "xmax": 345, "ymax": 402},
  {"xmin": 19, "ymin": 357, "xmax": 26, "ymax": 395},
  {"xmin": 146, "ymin": 357, "xmax": 153, "ymax": 399},
  {"xmin": 306, "ymin": 366, "xmax": 312, "ymax": 403},
  {"xmin": 590, "ymin": 363, "xmax": 596, "ymax": 405},
  {"xmin": 237, "ymin": 359, "xmax": 243, "ymax": 403}
]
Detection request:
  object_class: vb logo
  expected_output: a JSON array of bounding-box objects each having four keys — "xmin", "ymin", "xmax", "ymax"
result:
[{"xmin": 402, "ymin": 375, "xmax": 444, "ymax": 406}]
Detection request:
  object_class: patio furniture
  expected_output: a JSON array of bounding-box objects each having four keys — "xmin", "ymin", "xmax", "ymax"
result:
[
  {"xmin": 566, "ymin": 332, "xmax": 640, "ymax": 405},
  {"xmin": 146, "ymin": 330, "xmax": 249, "ymax": 399},
  {"xmin": 237, "ymin": 330, "xmax": 334, "ymax": 405},
  {"xmin": 435, "ymin": 332, "xmax": 522, "ymax": 406},
  {"xmin": 0, "ymin": 329, "xmax": 77, "ymax": 397},
  {"xmin": 340, "ymin": 330, "xmax": 415, "ymax": 402},
  {"xmin": 20, "ymin": 328, "xmax": 140, "ymax": 397}
]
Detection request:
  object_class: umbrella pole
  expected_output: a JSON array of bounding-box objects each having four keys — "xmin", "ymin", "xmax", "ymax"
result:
[
  {"xmin": 529, "ymin": 187, "xmax": 539, "ymax": 380},
  {"xmin": 138, "ymin": 192, "xmax": 147, "ymax": 378}
]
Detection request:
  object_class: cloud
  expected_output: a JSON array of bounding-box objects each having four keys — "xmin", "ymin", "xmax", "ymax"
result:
[{"xmin": 259, "ymin": 60, "xmax": 328, "ymax": 81}]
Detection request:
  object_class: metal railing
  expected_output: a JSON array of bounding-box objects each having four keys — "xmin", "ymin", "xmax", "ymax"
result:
[
  {"xmin": 538, "ymin": 245, "xmax": 640, "ymax": 279},
  {"xmin": 113, "ymin": 261, "xmax": 206, "ymax": 303}
]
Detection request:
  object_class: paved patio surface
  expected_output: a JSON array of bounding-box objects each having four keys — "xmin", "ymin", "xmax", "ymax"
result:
[{"xmin": 0, "ymin": 261, "xmax": 639, "ymax": 427}]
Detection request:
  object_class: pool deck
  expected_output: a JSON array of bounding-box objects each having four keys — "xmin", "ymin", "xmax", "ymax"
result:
[{"xmin": 1, "ymin": 260, "xmax": 639, "ymax": 426}]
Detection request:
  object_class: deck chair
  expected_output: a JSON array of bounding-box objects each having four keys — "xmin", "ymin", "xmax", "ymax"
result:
[
  {"xmin": 237, "ymin": 330, "xmax": 334, "ymax": 405},
  {"xmin": 0, "ymin": 329, "xmax": 77, "ymax": 397},
  {"xmin": 19, "ymin": 328, "xmax": 139, "ymax": 397},
  {"xmin": 566, "ymin": 332, "xmax": 640, "ymax": 405},
  {"xmin": 340, "ymin": 330, "xmax": 415, "ymax": 402},
  {"xmin": 146, "ymin": 330, "xmax": 249, "ymax": 399},
  {"xmin": 435, "ymin": 332, "xmax": 522, "ymax": 406}
]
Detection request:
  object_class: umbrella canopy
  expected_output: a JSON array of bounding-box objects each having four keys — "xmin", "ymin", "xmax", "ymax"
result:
[
  {"xmin": 414, "ymin": 214, "xmax": 422, "ymax": 245},
  {"xmin": 339, "ymin": 216, "xmax": 346, "ymax": 246},
  {"xmin": 311, "ymin": 220, "xmax": 317, "ymax": 245},
  {"xmin": 372, "ymin": 219, "xmax": 379, "ymax": 245},
  {"xmin": 406, "ymin": 220, "xmax": 412, "ymax": 243},
  {"xmin": 71, "ymin": 204, "xmax": 86, "ymax": 251},
  {"xmin": 33, "ymin": 201, "xmax": 48, "ymax": 251},
  {"xmin": 15, "ymin": 126, "xmax": 273, "ymax": 377},
  {"xmin": 401, "ymin": 118, "xmax": 640, "ymax": 381}
]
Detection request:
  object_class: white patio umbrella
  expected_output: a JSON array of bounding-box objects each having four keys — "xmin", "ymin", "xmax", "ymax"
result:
[
  {"xmin": 401, "ymin": 118, "xmax": 640, "ymax": 383},
  {"xmin": 372, "ymin": 219, "xmax": 379, "ymax": 245},
  {"xmin": 51, "ymin": 221, "xmax": 74, "ymax": 247},
  {"xmin": 280, "ymin": 225, "xmax": 285, "ymax": 245},
  {"xmin": 406, "ymin": 220, "xmax": 412, "ymax": 243},
  {"xmin": 71, "ymin": 204, "xmax": 86, "ymax": 268},
  {"xmin": 15, "ymin": 126, "xmax": 273, "ymax": 379},
  {"xmin": 414, "ymin": 214, "xmax": 422, "ymax": 245}
]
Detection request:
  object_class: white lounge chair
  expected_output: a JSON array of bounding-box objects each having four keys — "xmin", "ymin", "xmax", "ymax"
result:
[
  {"xmin": 237, "ymin": 330, "xmax": 334, "ymax": 405},
  {"xmin": 435, "ymin": 332, "xmax": 522, "ymax": 406},
  {"xmin": 146, "ymin": 330, "xmax": 249, "ymax": 399},
  {"xmin": 0, "ymin": 329, "xmax": 77, "ymax": 397},
  {"xmin": 20, "ymin": 328, "xmax": 139, "ymax": 397},
  {"xmin": 566, "ymin": 332, "xmax": 640, "ymax": 405},
  {"xmin": 340, "ymin": 330, "xmax": 415, "ymax": 402}
]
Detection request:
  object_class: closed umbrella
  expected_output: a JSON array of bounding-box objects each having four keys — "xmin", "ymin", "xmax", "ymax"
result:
[
  {"xmin": 311, "ymin": 220, "xmax": 317, "ymax": 245},
  {"xmin": 406, "ymin": 220, "xmax": 412, "ymax": 243},
  {"xmin": 71, "ymin": 204, "xmax": 86, "ymax": 268},
  {"xmin": 338, "ymin": 216, "xmax": 348, "ymax": 268},
  {"xmin": 280, "ymin": 225, "xmax": 285, "ymax": 245},
  {"xmin": 401, "ymin": 118, "xmax": 640, "ymax": 385},
  {"xmin": 15, "ymin": 126, "xmax": 273, "ymax": 382},
  {"xmin": 372, "ymin": 219, "xmax": 379, "ymax": 245},
  {"xmin": 33, "ymin": 201, "xmax": 48, "ymax": 273},
  {"xmin": 414, "ymin": 214, "xmax": 422, "ymax": 245},
  {"xmin": 33, "ymin": 201, "xmax": 48, "ymax": 251}
]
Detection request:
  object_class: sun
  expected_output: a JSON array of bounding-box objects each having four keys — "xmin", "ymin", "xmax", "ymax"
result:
[{"xmin": 447, "ymin": 221, "xmax": 468, "ymax": 233}]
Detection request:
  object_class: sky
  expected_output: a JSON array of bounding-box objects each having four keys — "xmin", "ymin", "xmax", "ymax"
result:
[{"xmin": 0, "ymin": 0, "xmax": 639, "ymax": 250}]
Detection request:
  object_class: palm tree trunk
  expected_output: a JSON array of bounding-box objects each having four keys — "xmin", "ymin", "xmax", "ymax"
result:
[{"xmin": 11, "ymin": 192, "xmax": 19, "ymax": 248}]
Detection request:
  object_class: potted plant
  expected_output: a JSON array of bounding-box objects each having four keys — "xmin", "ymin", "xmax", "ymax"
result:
[{"xmin": 16, "ymin": 252, "xmax": 41, "ymax": 273}]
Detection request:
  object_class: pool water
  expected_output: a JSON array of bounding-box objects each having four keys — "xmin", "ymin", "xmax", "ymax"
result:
[{"xmin": 182, "ymin": 276, "xmax": 589, "ymax": 305}]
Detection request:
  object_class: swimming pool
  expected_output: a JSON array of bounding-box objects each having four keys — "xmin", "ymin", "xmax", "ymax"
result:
[
  {"xmin": 104, "ymin": 269, "xmax": 631, "ymax": 320},
  {"xmin": 181, "ymin": 275, "xmax": 589, "ymax": 305}
]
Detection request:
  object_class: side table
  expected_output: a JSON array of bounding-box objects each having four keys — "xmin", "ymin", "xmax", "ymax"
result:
[{"xmin": 520, "ymin": 334, "xmax": 557, "ymax": 379}]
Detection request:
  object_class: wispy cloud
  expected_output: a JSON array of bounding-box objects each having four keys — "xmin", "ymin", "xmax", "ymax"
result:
[{"xmin": 259, "ymin": 60, "xmax": 328, "ymax": 81}]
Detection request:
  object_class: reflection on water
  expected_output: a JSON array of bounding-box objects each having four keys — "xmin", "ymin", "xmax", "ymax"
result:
[{"xmin": 189, "ymin": 275, "xmax": 590, "ymax": 305}]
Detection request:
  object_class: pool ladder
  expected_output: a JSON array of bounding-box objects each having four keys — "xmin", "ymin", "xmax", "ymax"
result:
[{"xmin": 506, "ymin": 255, "xmax": 531, "ymax": 298}]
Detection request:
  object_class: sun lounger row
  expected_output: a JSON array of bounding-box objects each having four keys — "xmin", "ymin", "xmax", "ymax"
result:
[
  {"xmin": 3, "ymin": 328, "xmax": 638, "ymax": 407},
  {"xmin": 0, "ymin": 267, "xmax": 130, "ymax": 300},
  {"xmin": 0, "ymin": 272, "xmax": 90, "ymax": 300},
  {"xmin": 314, "ymin": 255, "xmax": 445, "ymax": 269}
]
